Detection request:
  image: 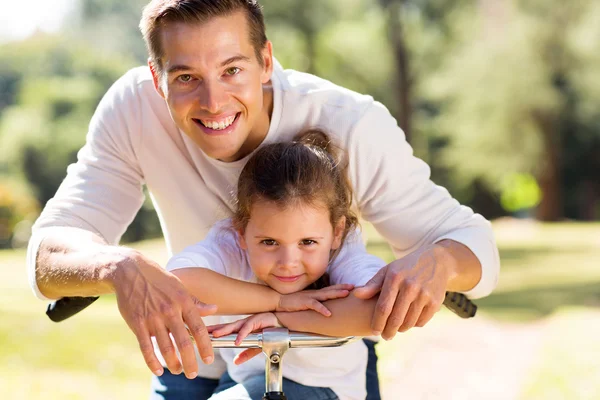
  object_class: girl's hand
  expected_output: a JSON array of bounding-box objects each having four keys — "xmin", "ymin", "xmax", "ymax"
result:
[
  {"xmin": 277, "ymin": 283, "xmax": 354, "ymax": 316},
  {"xmin": 208, "ymin": 313, "xmax": 283, "ymax": 364}
]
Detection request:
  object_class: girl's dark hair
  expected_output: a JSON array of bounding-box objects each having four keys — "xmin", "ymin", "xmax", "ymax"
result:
[{"xmin": 233, "ymin": 129, "xmax": 358, "ymax": 246}]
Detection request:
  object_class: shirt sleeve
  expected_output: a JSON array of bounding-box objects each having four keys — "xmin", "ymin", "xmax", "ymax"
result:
[
  {"xmin": 26, "ymin": 69, "xmax": 146, "ymax": 300},
  {"xmin": 347, "ymin": 102, "xmax": 500, "ymax": 299},
  {"xmin": 166, "ymin": 220, "xmax": 244, "ymax": 279},
  {"xmin": 328, "ymin": 229, "xmax": 387, "ymax": 287}
]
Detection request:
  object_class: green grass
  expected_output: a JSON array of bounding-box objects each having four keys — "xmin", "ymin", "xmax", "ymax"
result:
[{"xmin": 1, "ymin": 221, "xmax": 600, "ymax": 399}]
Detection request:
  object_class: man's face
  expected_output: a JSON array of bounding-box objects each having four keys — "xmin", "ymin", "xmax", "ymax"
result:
[{"xmin": 151, "ymin": 11, "xmax": 273, "ymax": 162}]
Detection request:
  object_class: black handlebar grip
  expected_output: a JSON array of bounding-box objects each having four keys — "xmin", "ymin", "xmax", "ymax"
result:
[
  {"xmin": 46, "ymin": 296, "xmax": 99, "ymax": 322},
  {"xmin": 442, "ymin": 291, "xmax": 477, "ymax": 318}
]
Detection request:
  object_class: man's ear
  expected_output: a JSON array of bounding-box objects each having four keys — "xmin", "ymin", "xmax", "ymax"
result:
[
  {"xmin": 237, "ymin": 229, "xmax": 248, "ymax": 250},
  {"xmin": 260, "ymin": 41, "xmax": 274, "ymax": 84},
  {"xmin": 149, "ymin": 59, "xmax": 166, "ymax": 98},
  {"xmin": 331, "ymin": 217, "xmax": 346, "ymax": 250}
]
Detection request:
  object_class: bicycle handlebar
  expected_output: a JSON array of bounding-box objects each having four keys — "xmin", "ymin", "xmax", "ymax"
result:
[
  {"xmin": 210, "ymin": 331, "xmax": 360, "ymax": 349},
  {"xmin": 46, "ymin": 290, "xmax": 477, "ymax": 322}
]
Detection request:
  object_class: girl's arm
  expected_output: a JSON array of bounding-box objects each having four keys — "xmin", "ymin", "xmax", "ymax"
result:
[
  {"xmin": 172, "ymin": 268, "xmax": 352, "ymax": 316},
  {"xmin": 172, "ymin": 268, "xmax": 279, "ymax": 314},
  {"xmin": 274, "ymin": 292, "xmax": 379, "ymax": 337}
]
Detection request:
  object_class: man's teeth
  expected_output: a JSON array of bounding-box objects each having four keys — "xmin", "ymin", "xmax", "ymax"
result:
[{"xmin": 200, "ymin": 115, "xmax": 236, "ymax": 130}]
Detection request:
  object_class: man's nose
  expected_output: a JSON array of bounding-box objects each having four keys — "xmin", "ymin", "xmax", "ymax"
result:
[{"xmin": 198, "ymin": 80, "xmax": 227, "ymax": 114}]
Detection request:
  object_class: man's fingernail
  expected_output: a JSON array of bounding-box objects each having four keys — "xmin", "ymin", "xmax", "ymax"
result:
[
  {"xmin": 187, "ymin": 372, "xmax": 198, "ymax": 379},
  {"xmin": 372, "ymin": 330, "xmax": 381, "ymax": 336},
  {"xmin": 203, "ymin": 355, "xmax": 214, "ymax": 364},
  {"xmin": 153, "ymin": 369, "xmax": 163, "ymax": 376}
]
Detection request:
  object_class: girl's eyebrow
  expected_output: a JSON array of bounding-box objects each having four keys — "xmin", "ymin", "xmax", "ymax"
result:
[{"xmin": 252, "ymin": 235, "xmax": 325, "ymax": 239}]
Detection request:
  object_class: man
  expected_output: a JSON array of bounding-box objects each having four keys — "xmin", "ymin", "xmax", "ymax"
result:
[{"xmin": 27, "ymin": 0, "xmax": 500, "ymax": 399}]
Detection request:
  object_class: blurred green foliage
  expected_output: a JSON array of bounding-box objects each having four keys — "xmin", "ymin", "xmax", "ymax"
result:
[{"xmin": 0, "ymin": 0, "xmax": 599, "ymax": 248}]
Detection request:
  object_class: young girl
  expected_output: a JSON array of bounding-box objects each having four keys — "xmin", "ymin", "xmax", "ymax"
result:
[{"xmin": 166, "ymin": 130, "xmax": 385, "ymax": 400}]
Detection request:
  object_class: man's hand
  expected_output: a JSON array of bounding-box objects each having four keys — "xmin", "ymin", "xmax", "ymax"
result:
[
  {"xmin": 277, "ymin": 284, "xmax": 354, "ymax": 316},
  {"xmin": 353, "ymin": 243, "xmax": 455, "ymax": 340},
  {"xmin": 111, "ymin": 249, "xmax": 217, "ymax": 379},
  {"xmin": 208, "ymin": 312, "xmax": 282, "ymax": 365}
]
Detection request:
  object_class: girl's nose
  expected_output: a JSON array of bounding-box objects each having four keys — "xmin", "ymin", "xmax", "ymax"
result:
[{"xmin": 277, "ymin": 246, "xmax": 300, "ymax": 268}]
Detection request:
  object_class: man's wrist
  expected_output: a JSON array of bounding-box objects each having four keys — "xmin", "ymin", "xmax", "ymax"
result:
[
  {"xmin": 433, "ymin": 239, "xmax": 481, "ymax": 292},
  {"xmin": 432, "ymin": 240, "xmax": 460, "ymax": 284},
  {"xmin": 98, "ymin": 246, "xmax": 142, "ymax": 293}
]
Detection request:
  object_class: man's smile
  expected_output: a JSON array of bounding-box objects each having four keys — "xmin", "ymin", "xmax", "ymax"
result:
[{"xmin": 193, "ymin": 112, "xmax": 240, "ymax": 135}]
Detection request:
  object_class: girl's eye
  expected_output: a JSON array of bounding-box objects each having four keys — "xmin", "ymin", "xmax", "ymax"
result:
[
  {"xmin": 177, "ymin": 74, "xmax": 192, "ymax": 83},
  {"xmin": 300, "ymin": 239, "xmax": 317, "ymax": 246},
  {"xmin": 225, "ymin": 67, "xmax": 240, "ymax": 76},
  {"xmin": 261, "ymin": 239, "xmax": 277, "ymax": 246}
]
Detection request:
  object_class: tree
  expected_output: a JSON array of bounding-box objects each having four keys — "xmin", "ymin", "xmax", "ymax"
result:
[{"xmin": 425, "ymin": 0, "xmax": 600, "ymax": 220}]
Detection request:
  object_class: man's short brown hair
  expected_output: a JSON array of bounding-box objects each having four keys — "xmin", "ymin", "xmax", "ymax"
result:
[{"xmin": 140, "ymin": 0, "xmax": 268, "ymax": 74}]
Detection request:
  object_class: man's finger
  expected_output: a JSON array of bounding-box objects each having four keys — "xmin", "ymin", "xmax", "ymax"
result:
[
  {"xmin": 182, "ymin": 305, "xmax": 214, "ymax": 365},
  {"xmin": 234, "ymin": 348, "xmax": 262, "ymax": 365},
  {"xmin": 397, "ymin": 298, "xmax": 425, "ymax": 333},
  {"xmin": 370, "ymin": 269, "xmax": 400, "ymax": 334},
  {"xmin": 415, "ymin": 304, "xmax": 437, "ymax": 328},
  {"xmin": 132, "ymin": 322, "xmax": 164, "ymax": 376},
  {"xmin": 194, "ymin": 301, "xmax": 218, "ymax": 316},
  {"xmin": 353, "ymin": 267, "xmax": 387, "ymax": 300},
  {"xmin": 168, "ymin": 315, "xmax": 201, "ymax": 378},
  {"xmin": 381, "ymin": 284, "xmax": 419, "ymax": 339},
  {"xmin": 153, "ymin": 320, "xmax": 183, "ymax": 374}
]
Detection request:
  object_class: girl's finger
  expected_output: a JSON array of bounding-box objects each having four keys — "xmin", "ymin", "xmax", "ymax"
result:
[
  {"xmin": 314, "ymin": 289, "xmax": 350, "ymax": 301},
  {"xmin": 235, "ymin": 319, "xmax": 258, "ymax": 345},
  {"xmin": 206, "ymin": 323, "xmax": 228, "ymax": 333},
  {"xmin": 324, "ymin": 283, "xmax": 354, "ymax": 291},
  {"xmin": 234, "ymin": 348, "xmax": 263, "ymax": 365},
  {"xmin": 213, "ymin": 319, "xmax": 245, "ymax": 337},
  {"xmin": 309, "ymin": 300, "xmax": 332, "ymax": 317}
]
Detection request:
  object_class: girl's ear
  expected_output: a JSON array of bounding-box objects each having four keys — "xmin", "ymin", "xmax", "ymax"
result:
[
  {"xmin": 331, "ymin": 217, "xmax": 346, "ymax": 250},
  {"xmin": 237, "ymin": 229, "xmax": 248, "ymax": 250}
]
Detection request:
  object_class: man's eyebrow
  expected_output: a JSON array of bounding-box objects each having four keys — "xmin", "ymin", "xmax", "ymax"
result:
[
  {"xmin": 166, "ymin": 64, "xmax": 192, "ymax": 75},
  {"xmin": 219, "ymin": 55, "xmax": 251, "ymax": 67},
  {"xmin": 165, "ymin": 55, "xmax": 251, "ymax": 75}
]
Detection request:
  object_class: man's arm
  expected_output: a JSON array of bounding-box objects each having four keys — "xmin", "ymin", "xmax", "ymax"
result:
[
  {"xmin": 27, "ymin": 68, "xmax": 215, "ymax": 380},
  {"xmin": 345, "ymin": 102, "xmax": 500, "ymax": 339}
]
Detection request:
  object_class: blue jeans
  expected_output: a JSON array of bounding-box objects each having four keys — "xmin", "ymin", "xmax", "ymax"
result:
[
  {"xmin": 150, "ymin": 339, "xmax": 380, "ymax": 400},
  {"xmin": 211, "ymin": 371, "xmax": 338, "ymax": 399}
]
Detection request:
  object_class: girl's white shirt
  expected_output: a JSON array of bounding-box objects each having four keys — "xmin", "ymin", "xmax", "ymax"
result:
[{"xmin": 166, "ymin": 219, "xmax": 386, "ymax": 400}]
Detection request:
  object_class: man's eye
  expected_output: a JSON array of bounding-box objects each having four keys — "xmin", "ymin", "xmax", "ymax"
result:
[
  {"xmin": 300, "ymin": 239, "xmax": 317, "ymax": 246},
  {"xmin": 177, "ymin": 74, "xmax": 192, "ymax": 83},
  {"xmin": 261, "ymin": 239, "xmax": 277, "ymax": 246},
  {"xmin": 225, "ymin": 67, "xmax": 240, "ymax": 76}
]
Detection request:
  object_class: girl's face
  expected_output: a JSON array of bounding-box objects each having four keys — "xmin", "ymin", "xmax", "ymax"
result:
[{"xmin": 238, "ymin": 200, "xmax": 345, "ymax": 294}]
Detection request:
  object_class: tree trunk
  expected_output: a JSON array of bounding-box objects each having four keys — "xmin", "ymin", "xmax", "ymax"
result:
[
  {"xmin": 381, "ymin": 0, "xmax": 412, "ymax": 143},
  {"xmin": 533, "ymin": 110, "xmax": 563, "ymax": 221}
]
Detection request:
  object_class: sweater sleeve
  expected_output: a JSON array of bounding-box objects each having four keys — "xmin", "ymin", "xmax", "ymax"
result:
[
  {"xmin": 26, "ymin": 68, "xmax": 147, "ymax": 300},
  {"xmin": 347, "ymin": 102, "xmax": 500, "ymax": 299},
  {"xmin": 165, "ymin": 220, "xmax": 244, "ymax": 279},
  {"xmin": 328, "ymin": 229, "xmax": 386, "ymax": 287}
]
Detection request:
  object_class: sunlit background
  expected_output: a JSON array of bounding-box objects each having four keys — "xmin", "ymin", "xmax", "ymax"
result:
[{"xmin": 1, "ymin": 0, "xmax": 599, "ymax": 399}]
